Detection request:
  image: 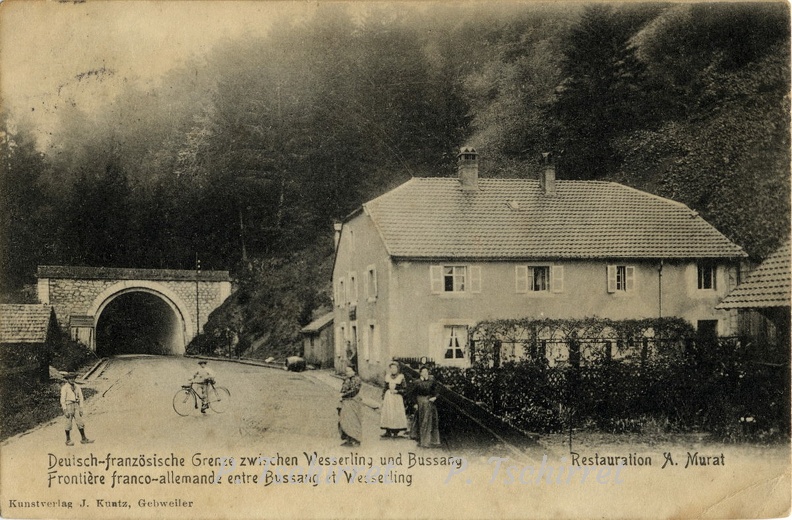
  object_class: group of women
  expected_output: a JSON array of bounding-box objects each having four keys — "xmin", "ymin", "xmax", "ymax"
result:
[{"xmin": 337, "ymin": 362, "xmax": 441, "ymax": 448}]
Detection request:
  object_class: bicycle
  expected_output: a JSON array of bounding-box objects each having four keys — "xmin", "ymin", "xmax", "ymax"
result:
[{"xmin": 173, "ymin": 381, "xmax": 231, "ymax": 416}]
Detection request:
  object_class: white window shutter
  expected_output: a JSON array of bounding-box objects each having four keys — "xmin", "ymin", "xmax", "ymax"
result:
[
  {"xmin": 727, "ymin": 267, "xmax": 737, "ymax": 291},
  {"xmin": 349, "ymin": 272, "xmax": 357, "ymax": 302},
  {"xmin": 346, "ymin": 274, "xmax": 351, "ymax": 303},
  {"xmin": 372, "ymin": 267, "xmax": 378, "ymax": 297},
  {"xmin": 457, "ymin": 326, "xmax": 470, "ymax": 358},
  {"xmin": 470, "ymin": 266, "xmax": 481, "ymax": 293},
  {"xmin": 607, "ymin": 265, "xmax": 617, "ymax": 293},
  {"xmin": 361, "ymin": 326, "xmax": 369, "ymax": 360},
  {"xmin": 363, "ymin": 272, "xmax": 369, "ymax": 300},
  {"xmin": 625, "ymin": 266, "xmax": 635, "ymax": 292},
  {"xmin": 430, "ymin": 265, "xmax": 443, "ymax": 293},
  {"xmin": 515, "ymin": 266, "xmax": 528, "ymax": 293},
  {"xmin": 551, "ymin": 265, "xmax": 564, "ymax": 293}
]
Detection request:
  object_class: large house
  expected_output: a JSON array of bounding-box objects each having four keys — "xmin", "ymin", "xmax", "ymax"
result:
[{"xmin": 331, "ymin": 148, "xmax": 747, "ymax": 380}]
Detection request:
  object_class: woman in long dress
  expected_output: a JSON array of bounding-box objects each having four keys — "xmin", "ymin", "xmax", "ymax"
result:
[
  {"xmin": 410, "ymin": 365, "xmax": 441, "ymax": 448},
  {"xmin": 338, "ymin": 365, "xmax": 362, "ymax": 447},
  {"xmin": 380, "ymin": 362, "xmax": 408, "ymax": 438}
]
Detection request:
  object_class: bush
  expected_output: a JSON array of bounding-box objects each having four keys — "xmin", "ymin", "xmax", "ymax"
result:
[
  {"xmin": 50, "ymin": 339, "xmax": 97, "ymax": 372},
  {"xmin": 433, "ymin": 317, "xmax": 789, "ymax": 439}
]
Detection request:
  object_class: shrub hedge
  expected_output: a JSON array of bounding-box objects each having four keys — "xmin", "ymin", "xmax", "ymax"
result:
[{"xmin": 432, "ymin": 317, "xmax": 789, "ymax": 441}]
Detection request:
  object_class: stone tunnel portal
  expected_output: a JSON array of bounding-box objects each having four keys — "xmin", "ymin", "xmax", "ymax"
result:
[{"xmin": 95, "ymin": 291, "xmax": 185, "ymax": 357}]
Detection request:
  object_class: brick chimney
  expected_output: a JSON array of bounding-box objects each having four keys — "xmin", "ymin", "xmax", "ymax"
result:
[
  {"xmin": 540, "ymin": 152, "xmax": 556, "ymax": 196},
  {"xmin": 457, "ymin": 146, "xmax": 479, "ymax": 191}
]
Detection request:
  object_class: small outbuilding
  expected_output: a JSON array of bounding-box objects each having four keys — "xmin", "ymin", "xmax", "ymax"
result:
[
  {"xmin": 717, "ymin": 240, "xmax": 791, "ymax": 359},
  {"xmin": 0, "ymin": 304, "xmax": 60, "ymax": 383},
  {"xmin": 300, "ymin": 312, "xmax": 334, "ymax": 368}
]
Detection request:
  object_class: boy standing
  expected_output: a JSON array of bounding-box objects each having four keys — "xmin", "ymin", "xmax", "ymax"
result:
[{"xmin": 60, "ymin": 373, "xmax": 94, "ymax": 446}]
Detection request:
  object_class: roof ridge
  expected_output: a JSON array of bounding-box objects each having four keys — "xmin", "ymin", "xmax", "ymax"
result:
[{"xmin": 349, "ymin": 175, "xmax": 747, "ymax": 260}]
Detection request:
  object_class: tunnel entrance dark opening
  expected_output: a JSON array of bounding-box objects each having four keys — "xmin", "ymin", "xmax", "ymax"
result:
[{"xmin": 96, "ymin": 291, "xmax": 184, "ymax": 357}]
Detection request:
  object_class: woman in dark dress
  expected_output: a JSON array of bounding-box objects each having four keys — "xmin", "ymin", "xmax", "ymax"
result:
[
  {"xmin": 338, "ymin": 365, "xmax": 362, "ymax": 446},
  {"xmin": 410, "ymin": 365, "xmax": 441, "ymax": 448}
]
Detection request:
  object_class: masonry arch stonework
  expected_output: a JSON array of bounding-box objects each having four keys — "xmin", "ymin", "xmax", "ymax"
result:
[
  {"xmin": 37, "ymin": 265, "xmax": 232, "ymax": 354},
  {"xmin": 88, "ymin": 280, "xmax": 195, "ymax": 349}
]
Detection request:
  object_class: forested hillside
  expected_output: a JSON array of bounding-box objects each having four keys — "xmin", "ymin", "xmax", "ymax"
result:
[{"xmin": 1, "ymin": 3, "xmax": 788, "ymax": 357}]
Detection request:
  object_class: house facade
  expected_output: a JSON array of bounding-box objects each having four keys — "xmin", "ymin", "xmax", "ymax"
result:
[{"xmin": 332, "ymin": 148, "xmax": 747, "ymax": 380}]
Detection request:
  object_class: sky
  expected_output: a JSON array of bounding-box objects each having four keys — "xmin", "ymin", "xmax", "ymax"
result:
[{"xmin": 0, "ymin": 1, "xmax": 331, "ymax": 146}]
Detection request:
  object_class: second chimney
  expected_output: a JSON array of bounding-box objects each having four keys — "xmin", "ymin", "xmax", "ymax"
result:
[
  {"xmin": 457, "ymin": 146, "xmax": 479, "ymax": 191},
  {"xmin": 540, "ymin": 152, "xmax": 556, "ymax": 196}
]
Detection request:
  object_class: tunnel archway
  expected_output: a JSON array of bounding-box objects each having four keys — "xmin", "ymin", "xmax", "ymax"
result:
[{"xmin": 95, "ymin": 290, "xmax": 186, "ymax": 357}]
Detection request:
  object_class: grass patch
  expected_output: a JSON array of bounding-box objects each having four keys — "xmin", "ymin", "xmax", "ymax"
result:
[{"xmin": 0, "ymin": 375, "xmax": 97, "ymax": 442}]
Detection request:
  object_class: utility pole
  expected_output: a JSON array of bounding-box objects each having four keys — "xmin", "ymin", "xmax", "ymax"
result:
[
  {"xmin": 195, "ymin": 253, "xmax": 201, "ymax": 335},
  {"xmin": 239, "ymin": 207, "xmax": 248, "ymax": 264}
]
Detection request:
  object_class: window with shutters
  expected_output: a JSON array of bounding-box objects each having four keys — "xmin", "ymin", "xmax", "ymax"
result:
[
  {"xmin": 366, "ymin": 265, "xmax": 377, "ymax": 300},
  {"xmin": 516, "ymin": 265, "xmax": 564, "ymax": 293},
  {"xmin": 430, "ymin": 265, "xmax": 481, "ymax": 294},
  {"xmin": 607, "ymin": 265, "xmax": 635, "ymax": 293},
  {"xmin": 338, "ymin": 278, "xmax": 345, "ymax": 307},
  {"xmin": 697, "ymin": 262, "xmax": 717, "ymax": 290},
  {"xmin": 367, "ymin": 322, "xmax": 378, "ymax": 361},
  {"xmin": 336, "ymin": 323, "xmax": 346, "ymax": 357},
  {"xmin": 443, "ymin": 325, "xmax": 468, "ymax": 360},
  {"xmin": 348, "ymin": 272, "xmax": 357, "ymax": 303},
  {"xmin": 347, "ymin": 228, "xmax": 355, "ymax": 252}
]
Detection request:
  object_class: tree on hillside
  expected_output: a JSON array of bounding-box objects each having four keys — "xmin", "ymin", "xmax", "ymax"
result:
[
  {"xmin": 552, "ymin": 4, "xmax": 660, "ymax": 179},
  {"xmin": 459, "ymin": 9, "xmax": 575, "ymax": 176},
  {"xmin": 0, "ymin": 117, "xmax": 56, "ymax": 293},
  {"xmin": 615, "ymin": 42, "xmax": 790, "ymax": 260}
]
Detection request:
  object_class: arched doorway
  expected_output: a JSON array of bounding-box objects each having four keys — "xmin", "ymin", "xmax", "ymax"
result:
[{"xmin": 95, "ymin": 290, "xmax": 186, "ymax": 356}]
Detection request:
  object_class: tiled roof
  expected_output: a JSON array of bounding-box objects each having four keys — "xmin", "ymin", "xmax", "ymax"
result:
[
  {"xmin": 301, "ymin": 312, "xmax": 334, "ymax": 334},
  {"xmin": 717, "ymin": 241, "xmax": 791, "ymax": 309},
  {"xmin": 0, "ymin": 304, "xmax": 54, "ymax": 343},
  {"xmin": 362, "ymin": 178, "xmax": 746, "ymax": 259},
  {"xmin": 38, "ymin": 265, "xmax": 231, "ymax": 282}
]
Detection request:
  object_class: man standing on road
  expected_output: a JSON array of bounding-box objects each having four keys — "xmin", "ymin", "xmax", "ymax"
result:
[
  {"xmin": 60, "ymin": 373, "xmax": 94, "ymax": 446},
  {"xmin": 192, "ymin": 360, "xmax": 216, "ymax": 413}
]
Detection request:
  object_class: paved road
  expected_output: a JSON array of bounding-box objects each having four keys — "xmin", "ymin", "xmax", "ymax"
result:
[
  {"xmin": 4, "ymin": 356, "xmax": 787, "ymax": 519},
  {"xmin": 18, "ymin": 355, "xmax": 495, "ymax": 454}
]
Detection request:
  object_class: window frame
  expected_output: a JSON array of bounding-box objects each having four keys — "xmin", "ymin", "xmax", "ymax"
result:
[
  {"xmin": 336, "ymin": 322, "xmax": 347, "ymax": 357},
  {"xmin": 443, "ymin": 325, "xmax": 468, "ymax": 362},
  {"xmin": 697, "ymin": 261, "xmax": 717, "ymax": 290},
  {"xmin": 337, "ymin": 277, "xmax": 345, "ymax": 307},
  {"xmin": 444, "ymin": 265, "xmax": 466, "ymax": 292},
  {"xmin": 367, "ymin": 321, "xmax": 378, "ymax": 362},
  {"xmin": 607, "ymin": 264, "xmax": 635, "ymax": 293},
  {"xmin": 366, "ymin": 264, "xmax": 378, "ymax": 301},
  {"xmin": 516, "ymin": 264, "xmax": 564, "ymax": 294},
  {"xmin": 430, "ymin": 265, "xmax": 481, "ymax": 294},
  {"xmin": 348, "ymin": 271, "xmax": 358, "ymax": 304}
]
